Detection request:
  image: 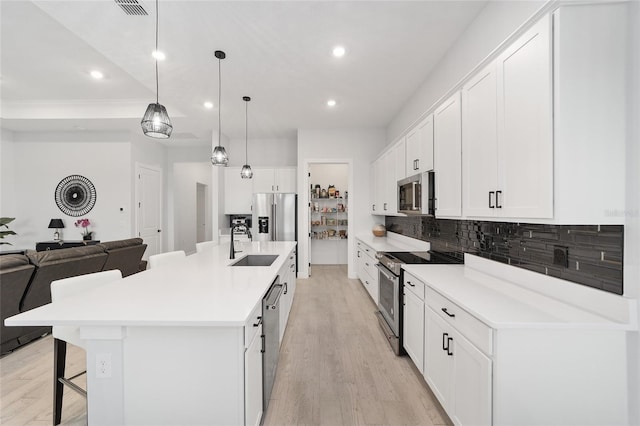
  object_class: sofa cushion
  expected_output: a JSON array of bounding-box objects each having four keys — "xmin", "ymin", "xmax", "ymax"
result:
[
  {"xmin": 26, "ymin": 245, "xmax": 104, "ymax": 266},
  {"xmin": 0, "ymin": 254, "xmax": 30, "ymax": 270},
  {"xmin": 97, "ymin": 238, "xmax": 143, "ymax": 251}
]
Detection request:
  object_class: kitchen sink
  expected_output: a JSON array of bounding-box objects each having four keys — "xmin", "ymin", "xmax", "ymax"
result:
[{"xmin": 230, "ymin": 254, "xmax": 279, "ymax": 267}]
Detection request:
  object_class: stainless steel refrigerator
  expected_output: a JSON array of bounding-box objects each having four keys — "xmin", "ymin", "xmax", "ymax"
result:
[{"xmin": 252, "ymin": 193, "xmax": 297, "ymax": 242}]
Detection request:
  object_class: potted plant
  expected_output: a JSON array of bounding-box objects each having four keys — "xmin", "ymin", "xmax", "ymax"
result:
[
  {"xmin": 0, "ymin": 217, "xmax": 16, "ymax": 245},
  {"xmin": 74, "ymin": 218, "xmax": 93, "ymax": 241}
]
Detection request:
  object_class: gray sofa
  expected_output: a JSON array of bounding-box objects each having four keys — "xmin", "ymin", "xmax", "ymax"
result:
[{"xmin": 1, "ymin": 238, "xmax": 147, "ymax": 354}]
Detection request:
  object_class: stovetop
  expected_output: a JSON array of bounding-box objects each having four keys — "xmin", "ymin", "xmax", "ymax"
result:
[{"xmin": 377, "ymin": 250, "xmax": 463, "ymax": 275}]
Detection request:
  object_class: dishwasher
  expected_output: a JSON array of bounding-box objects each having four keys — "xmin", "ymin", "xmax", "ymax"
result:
[{"xmin": 262, "ymin": 277, "xmax": 283, "ymax": 411}]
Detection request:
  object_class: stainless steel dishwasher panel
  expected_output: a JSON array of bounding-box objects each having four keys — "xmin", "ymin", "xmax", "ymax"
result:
[{"xmin": 262, "ymin": 278, "xmax": 283, "ymax": 410}]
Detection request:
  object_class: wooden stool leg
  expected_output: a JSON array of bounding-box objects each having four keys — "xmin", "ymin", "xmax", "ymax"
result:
[{"xmin": 53, "ymin": 338, "xmax": 66, "ymax": 425}]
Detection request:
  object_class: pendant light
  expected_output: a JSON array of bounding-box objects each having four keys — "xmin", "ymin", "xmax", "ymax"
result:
[
  {"xmin": 240, "ymin": 96, "xmax": 253, "ymax": 179},
  {"xmin": 141, "ymin": 0, "xmax": 172, "ymax": 139},
  {"xmin": 211, "ymin": 50, "xmax": 229, "ymax": 166}
]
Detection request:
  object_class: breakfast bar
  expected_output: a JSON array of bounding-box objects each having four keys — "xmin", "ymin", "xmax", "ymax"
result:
[{"xmin": 5, "ymin": 241, "xmax": 297, "ymax": 426}]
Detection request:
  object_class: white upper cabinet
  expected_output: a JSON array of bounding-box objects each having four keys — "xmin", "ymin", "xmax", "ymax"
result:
[
  {"xmin": 406, "ymin": 114, "xmax": 434, "ymax": 177},
  {"xmin": 462, "ymin": 62, "xmax": 499, "ymax": 218},
  {"xmin": 496, "ymin": 15, "xmax": 553, "ymax": 218},
  {"xmin": 252, "ymin": 168, "xmax": 297, "ymax": 193},
  {"xmin": 434, "ymin": 92, "xmax": 462, "ymax": 218},
  {"xmin": 462, "ymin": 15, "xmax": 552, "ymax": 220},
  {"xmin": 224, "ymin": 167, "xmax": 253, "ymax": 214}
]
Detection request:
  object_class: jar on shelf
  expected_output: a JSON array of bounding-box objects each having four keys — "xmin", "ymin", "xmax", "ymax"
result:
[{"xmin": 328, "ymin": 185, "xmax": 336, "ymax": 198}]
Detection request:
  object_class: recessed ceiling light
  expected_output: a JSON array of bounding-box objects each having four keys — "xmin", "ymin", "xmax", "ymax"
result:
[
  {"xmin": 204, "ymin": 101, "xmax": 214, "ymax": 109},
  {"xmin": 327, "ymin": 99, "xmax": 337, "ymax": 107},
  {"xmin": 332, "ymin": 46, "xmax": 346, "ymax": 58},
  {"xmin": 152, "ymin": 50, "xmax": 166, "ymax": 61},
  {"xmin": 90, "ymin": 70, "xmax": 104, "ymax": 79}
]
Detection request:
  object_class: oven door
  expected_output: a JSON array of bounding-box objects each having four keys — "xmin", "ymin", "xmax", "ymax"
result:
[{"xmin": 376, "ymin": 263, "xmax": 400, "ymax": 336}]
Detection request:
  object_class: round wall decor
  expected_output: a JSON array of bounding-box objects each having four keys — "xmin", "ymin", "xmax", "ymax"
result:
[{"xmin": 54, "ymin": 175, "xmax": 97, "ymax": 217}]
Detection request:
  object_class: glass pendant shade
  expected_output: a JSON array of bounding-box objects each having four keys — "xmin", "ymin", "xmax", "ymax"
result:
[
  {"xmin": 211, "ymin": 145, "xmax": 229, "ymax": 166},
  {"xmin": 241, "ymin": 164, "xmax": 253, "ymax": 179},
  {"xmin": 141, "ymin": 103, "xmax": 173, "ymax": 138}
]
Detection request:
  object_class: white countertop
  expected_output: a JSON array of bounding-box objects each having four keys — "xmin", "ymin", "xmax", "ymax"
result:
[
  {"xmin": 5, "ymin": 241, "xmax": 296, "ymax": 328},
  {"xmin": 356, "ymin": 231, "xmax": 430, "ymax": 253},
  {"xmin": 403, "ymin": 259, "xmax": 636, "ymax": 330}
]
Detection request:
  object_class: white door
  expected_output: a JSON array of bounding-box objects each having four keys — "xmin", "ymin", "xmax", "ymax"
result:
[
  {"xmin": 403, "ymin": 287, "xmax": 424, "ymax": 374},
  {"xmin": 434, "ymin": 92, "xmax": 462, "ymax": 217},
  {"xmin": 451, "ymin": 330, "xmax": 492, "ymax": 426},
  {"xmin": 406, "ymin": 129, "xmax": 419, "ymax": 177},
  {"xmin": 497, "ymin": 15, "xmax": 553, "ymax": 218},
  {"xmin": 136, "ymin": 164, "xmax": 162, "ymax": 259},
  {"xmin": 417, "ymin": 114, "xmax": 435, "ymax": 173},
  {"xmin": 245, "ymin": 324, "xmax": 263, "ymax": 426},
  {"xmin": 462, "ymin": 62, "xmax": 499, "ymax": 218},
  {"xmin": 425, "ymin": 307, "xmax": 453, "ymax": 410}
]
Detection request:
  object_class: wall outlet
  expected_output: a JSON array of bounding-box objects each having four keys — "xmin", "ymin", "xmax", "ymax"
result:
[
  {"xmin": 96, "ymin": 353, "xmax": 112, "ymax": 378},
  {"xmin": 553, "ymin": 246, "xmax": 569, "ymax": 268}
]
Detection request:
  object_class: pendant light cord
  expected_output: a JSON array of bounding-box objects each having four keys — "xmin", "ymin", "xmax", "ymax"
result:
[
  {"xmin": 218, "ymin": 57, "xmax": 222, "ymax": 147},
  {"xmin": 155, "ymin": 0, "xmax": 159, "ymax": 104},
  {"xmin": 245, "ymin": 101, "xmax": 248, "ymax": 164}
]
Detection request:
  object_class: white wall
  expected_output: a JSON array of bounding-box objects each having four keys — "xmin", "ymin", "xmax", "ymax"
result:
[
  {"xmin": 2, "ymin": 132, "xmax": 132, "ymax": 248},
  {"xmin": 0, "ymin": 129, "xmax": 16, "ymax": 226},
  {"xmin": 387, "ymin": 0, "xmax": 545, "ymax": 144},
  {"xmin": 173, "ymin": 162, "xmax": 212, "ymax": 254},
  {"xmin": 625, "ymin": 1, "xmax": 640, "ymax": 422},
  {"xmin": 226, "ymin": 137, "xmax": 297, "ymax": 167},
  {"xmin": 297, "ymin": 128, "xmax": 386, "ymax": 278}
]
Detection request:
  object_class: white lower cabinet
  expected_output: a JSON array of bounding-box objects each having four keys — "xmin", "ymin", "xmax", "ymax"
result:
[
  {"xmin": 356, "ymin": 240, "xmax": 379, "ymax": 304},
  {"xmin": 403, "ymin": 271, "xmax": 425, "ymax": 374},
  {"xmin": 278, "ymin": 249, "xmax": 296, "ymax": 345},
  {"xmin": 425, "ymin": 304, "xmax": 492, "ymax": 426},
  {"xmin": 244, "ymin": 323, "xmax": 263, "ymax": 426}
]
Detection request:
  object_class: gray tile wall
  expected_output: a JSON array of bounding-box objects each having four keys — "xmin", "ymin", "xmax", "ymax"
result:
[{"xmin": 385, "ymin": 216, "xmax": 624, "ymax": 295}]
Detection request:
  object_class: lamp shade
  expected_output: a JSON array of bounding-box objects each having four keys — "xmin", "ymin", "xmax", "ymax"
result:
[
  {"xmin": 48, "ymin": 219, "xmax": 64, "ymax": 229},
  {"xmin": 141, "ymin": 103, "xmax": 173, "ymax": 139}
]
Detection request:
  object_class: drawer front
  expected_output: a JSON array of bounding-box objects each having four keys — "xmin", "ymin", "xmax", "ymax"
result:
[
  {"xmin": 403, "ymin": 271, "xmax": 425, "ymax": 301},
  {"xmin": 245, "ymin": 302, "xmax": 263, "ymax": 348},
  {"xmin": 357, "ymin": 240, "xmax": 375, "ymax": 258},
  {"xmin": 426, "ymin": 287, "xmax": 492, "ymax": 356},
  {"xmin": 362, "ymin": 254, "xmax": 378, "ymax": 281}
]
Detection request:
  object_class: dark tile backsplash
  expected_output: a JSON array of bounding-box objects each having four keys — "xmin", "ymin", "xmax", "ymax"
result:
[{"xmin": 385, "ymin": 216, "xmax": 624, "ymax": 295}]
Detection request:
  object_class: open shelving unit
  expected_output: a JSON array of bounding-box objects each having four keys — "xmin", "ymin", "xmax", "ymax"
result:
[{"xmin": 310, "ymin": 197, "xmax": 348, "ymax": 240}]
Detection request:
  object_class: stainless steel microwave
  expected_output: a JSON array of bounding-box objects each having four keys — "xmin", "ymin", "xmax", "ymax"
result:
[{"xmin": 398, "ymin": 172, "xmax": 435, "ymax": 215}]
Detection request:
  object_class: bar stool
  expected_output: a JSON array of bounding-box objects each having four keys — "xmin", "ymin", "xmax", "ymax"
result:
[
  {"xmin": 195, "ymin": 241, "xmax": 217, "ymax": 253},
  {"xmin": 148, "ymin": 250, "xmax": 186, "ymax": 268},
  {"xmin": 52, "ymin": 270, "xmax": 123, "ymax": 425}
]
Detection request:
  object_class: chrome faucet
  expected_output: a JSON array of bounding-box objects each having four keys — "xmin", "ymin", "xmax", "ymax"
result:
[{"xmin": 230, "ymin": 224, "xmax": 252, "ymax": 259}]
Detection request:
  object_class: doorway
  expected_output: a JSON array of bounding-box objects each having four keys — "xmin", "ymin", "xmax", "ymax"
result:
[
  {"xmin": 308, "ymin": 163, "xmax": 350, "ymax": 276},
  {"xmin": 135, "ymin": 163, "xmax": 163, "ymax": 259},
  {"xmin": 196, "ymin": 183, "xmax": 207, "ymax": 243}
]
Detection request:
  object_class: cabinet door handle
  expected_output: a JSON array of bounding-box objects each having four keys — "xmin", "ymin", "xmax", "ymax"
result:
[
  {"xmin": 447, "ymin": 337, "xmax": 453, "ymax": 356},
  {"xmin": 372, "ymin": 204, "xmax": 376, "ymax": 211},
  {"xmin": 253, "ymin": 316, "xmax": 263, "ymax": 327},
  {"xmin": 260, "ymin": 334, "xmax": 265, "ymax": 353},
  {"xmin": 442, "ymin": 332, "xmax": 449, "ymax": 351},
  {"xmin": 442, "ymin": 307, "xmax": 455, "ymax": 318},
  {"xmin": 415, "ymin": 159, "xmax": 419, "ymax": 170},
  {"xmin": 406, "ymin": 281, "xmax": 415, "ymax": 287},
  {"xmin": 365, "ymin": 262, "xmax": 370, "ymax": 267},
  {"xmin": 496, "ymin": 190, "xmax": 502, "ymax": 208},
  {"xmin": 489, "ymin": 191, "xmax": 495, "ymax": 208},
  {"xmin": 283, "ymin": 282, "xmax": 288, "ymax": 295},
  {"xmin": 383, "ymin": 203, "xmax": 387, "ymax": 211}
]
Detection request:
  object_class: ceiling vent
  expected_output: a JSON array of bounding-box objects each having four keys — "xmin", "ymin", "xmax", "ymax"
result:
[{"xmin": 114, "ymin": 0, "xmax": 148, "ymax": 16}]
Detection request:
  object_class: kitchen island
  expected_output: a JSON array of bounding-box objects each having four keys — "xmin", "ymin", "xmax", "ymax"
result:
[{"xmin": 5, "ymin": 241, "xmax": 297, "ymax": 426}]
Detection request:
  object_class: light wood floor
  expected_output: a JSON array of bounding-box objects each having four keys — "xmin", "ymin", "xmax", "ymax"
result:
[{"xmin": 1, "ymin": 265, "xmax": 450, "ymax": 426}]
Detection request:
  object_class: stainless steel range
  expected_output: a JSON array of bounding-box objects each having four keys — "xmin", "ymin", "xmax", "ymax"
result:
[{"xmin": 375, "ymin": 250, "xmax": 462, "ymax": 355}]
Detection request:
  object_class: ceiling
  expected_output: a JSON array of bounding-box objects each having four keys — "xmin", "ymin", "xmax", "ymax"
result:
[{"xmin": 0, "ymin": 1, "xmax": 487, "ymax": 146}]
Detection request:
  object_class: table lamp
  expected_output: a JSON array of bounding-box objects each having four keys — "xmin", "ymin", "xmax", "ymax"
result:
[{"xmin": 48, "ymin": 218, "xmax": 64, "ymax": 241}]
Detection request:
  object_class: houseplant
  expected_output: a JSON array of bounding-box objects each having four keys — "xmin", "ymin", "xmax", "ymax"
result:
[
  {"xmin": 0, "ymin": 217, "xmax": 16, "ymax": 245},
  {"xmin": 74, "ymin": 218, "xmax": 93, "ymax": 240}
]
